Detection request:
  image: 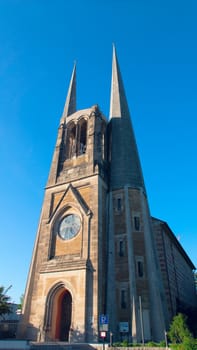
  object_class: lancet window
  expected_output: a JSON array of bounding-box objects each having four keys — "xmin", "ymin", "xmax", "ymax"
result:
[
  {"xmin": 136, "ymin": 256, "xmax": 145, "ymax": 278},
  {"xmin": 65, "ymin": 118, "xmax": 87, "ymax": 159},
  {"xmin": 66, "ymin": 122, "xmax": 76, "ymax": 159},
  {"xmin": 134, "ymin": 216, "xmax": 140, "ymax": 231},
  {"xmin": 77, "ymin": 119, "xmax": 87, "ymax": 156}
]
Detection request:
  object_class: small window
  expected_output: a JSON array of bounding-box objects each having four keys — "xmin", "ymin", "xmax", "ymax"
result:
[
  {"xmin": 137, "ymin": 261, "xmax": 144, "ymax": 277},
  {"xmin": 121, "ymin": 290, "xmax": 127, "ymax": 309},
  {"xmin": 117, "ymin": 198, "xmax": 122, "ymax": 211},
  {"xmin": 113, "ymin": 194, "xmax": 123, "ymax": 214},
  {"xmin": 119, "ymin": 240, "xmax": 124, "ymax": 257},
  {"xmin": 136, "ymin": 256, "xmax": 145, "ymax": 278},
  {"xmin": 134, "ymin": 216, "xmax": 140, "ymax": 231}
]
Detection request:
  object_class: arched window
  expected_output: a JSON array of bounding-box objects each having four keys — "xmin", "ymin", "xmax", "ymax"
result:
[
  {"xmin": 77, "ymin": 119, "xmax": 87, "ymax": 156},
  {"xmin": 66, "ymin": 122, "xmax": 76, "ymax": 159},
  {"xmin": 64, "ymin": 119, "xmax": 87, "ymax": 160}
]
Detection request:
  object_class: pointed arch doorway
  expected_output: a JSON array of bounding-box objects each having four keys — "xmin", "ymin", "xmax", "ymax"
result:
[
  {"xmin": 56, "ymin": 290, "xmax": 72, "ymax": 341},
  {"xmin": 45, "ymin": 285, "xmax": 72, "ymax": 342}
]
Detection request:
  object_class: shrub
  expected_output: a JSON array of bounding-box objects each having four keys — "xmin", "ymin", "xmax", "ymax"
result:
[
  {"xmin": 182, "ymin": 336, "xmax": 197, "ymax": 350},
  {"xmin": 168, "ymin": 313, "xmax": 192, "ymax": 344},
  {"xmin": 171, "ymin": 338, "xmax": 197, "ymax": 350},
  {"xmin": 158, "ymin": 340, "xmax": 166, "ymax": 347},
  {"xmin": 145, "ymin": 341, "xmax": 158, "ymax": 347}
]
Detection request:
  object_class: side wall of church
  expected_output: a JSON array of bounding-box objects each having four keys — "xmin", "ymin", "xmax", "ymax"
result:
[{"xmin": 152, "ymin": 219, "xmax": 197, "ymax": 324}]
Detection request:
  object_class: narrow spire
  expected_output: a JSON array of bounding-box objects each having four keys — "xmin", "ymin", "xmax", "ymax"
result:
[
  {"xmin": 109, "ymin": 44, "xmax": 129, "ymax": 119},
  {"xmin": 109, "ymin": 46, "xmax": 145, "ymax": 191},
  {"xmin": 61, "ymin": 62, "xmax": 76, "ymax": 121}
]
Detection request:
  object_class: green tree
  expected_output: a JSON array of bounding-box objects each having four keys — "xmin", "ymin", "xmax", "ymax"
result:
[
  {"xmin": 0, "ymin": 285, "xmax": 12, "ymax": 319},
  {"xmin": 18, "ymin": 294, "xmax": 24, "ymax": 311},
  {"xmin": 168, "ymin": 313, "xmax": 192, "ymax": 344}
]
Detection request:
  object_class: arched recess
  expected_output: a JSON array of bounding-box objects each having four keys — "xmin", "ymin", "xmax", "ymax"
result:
[
  {"xmin": 65, "ymin": 122, "xmax": 76, "ymax": 159},
  {"xmin": 64, "ymin": 118, "xmax": 88, "ymax": 160},
  {"xmin": 49, "ymin": 202, "xmax": 83, "ymax": 259},
  {"xmin": 44, "ymin": 282, "xmax": 73, "ymax": 341},
  {"xmin": 77, "ymin": 118, "xmax": 87, "ymax": 156}
]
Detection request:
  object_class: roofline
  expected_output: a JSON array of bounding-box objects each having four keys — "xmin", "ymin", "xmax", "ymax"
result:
[
  {"xmin": 151, "ymin": 216, "xmax": 196, "ymax": 270},
  {"xmin": 63, "ymin": 105, "xmax": 107, "ymax": 124}
]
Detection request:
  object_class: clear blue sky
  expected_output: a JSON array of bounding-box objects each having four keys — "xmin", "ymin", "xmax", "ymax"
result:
[{"xmin": 0, "ymin": 0, "xmax": 196, "ymax": 303}]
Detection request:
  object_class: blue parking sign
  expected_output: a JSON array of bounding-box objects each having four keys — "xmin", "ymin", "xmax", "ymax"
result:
[
  {"xmin": 99, "ymin": 314, "xmax": 109, "ymax": 325},
  {"xmin": 99, "ymin": 314, "xmax": 109, "ymax": 331}
]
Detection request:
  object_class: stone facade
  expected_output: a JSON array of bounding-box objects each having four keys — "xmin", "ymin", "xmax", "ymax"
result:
[{"xmin": 18, "ymin": 105, "xmax": 108, "ymax": 342}]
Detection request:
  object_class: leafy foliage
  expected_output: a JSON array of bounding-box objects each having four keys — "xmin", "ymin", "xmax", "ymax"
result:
[
  {"xmin": 0, "ymin": 285, "xmax": 12, "ymax": 319},
  {"xmin": 18, "ymin": 294, "xmax": 24, "ymax": 310},
  {"xmin": 158, "ymin": 340, "xmax": 166, "ymax": 347},
  {"xmin": 168, "ymin": 313, "xmax": 197, "ymax": 350},
  {"xmin": 146, "ymin": 341, "xmax": 158, "ymax": 347},
  {"xmin": 171, "ymin": 337, "xmax": 197, "ymax": 350}
]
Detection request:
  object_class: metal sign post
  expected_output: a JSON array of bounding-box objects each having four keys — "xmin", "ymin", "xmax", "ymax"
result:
[
  {"xmin": 139, "ymin": 296, "xmax": 144, "ymax": 346},
  {"xmin": 100, "ymin": 331, "xmax": 106, "ymax": 350},
  {"xmin": 99, "ymin": 314, "xmax": 109, "ymax": 350},
  {"xmin": 110, "ymin": 332, "xmax": 113, "ymax": 347}
]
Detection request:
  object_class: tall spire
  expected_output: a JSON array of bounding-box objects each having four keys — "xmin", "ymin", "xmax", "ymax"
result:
[
  {"xmin": 109, "ymin": 44, "xmax": 130, "ymax": 119},
  {"xmin": 61, "ymin": 62, "xmax": 76, "ymax": 121},
  {"xmin": 109, "ymin": 46, "xmax": 145, "ymax": 191}
]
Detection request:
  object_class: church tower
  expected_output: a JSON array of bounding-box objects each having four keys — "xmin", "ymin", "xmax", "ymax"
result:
[
  {"xmin": 106, "ymin": 46, "xmax": 167, "ymax": 342},
  {"xmin": 19, "ymin": 48, "xmax": 168, "ymax": 343},
  {"xmin": 19, "ymin": 64, "xmax": 108, "ymax": 343}
]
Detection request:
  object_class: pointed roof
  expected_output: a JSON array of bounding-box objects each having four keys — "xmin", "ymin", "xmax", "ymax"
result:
[
  {"xmin": 109, "ymin": 45, "xmax": 130, "ymax": 119},
  {"xmin": 61, "ymin": 62, "xmax": 76, "ymax": 122},
  {"xmin": 109, "ymin": 46, "xmax": 145, "ymax": 191}
]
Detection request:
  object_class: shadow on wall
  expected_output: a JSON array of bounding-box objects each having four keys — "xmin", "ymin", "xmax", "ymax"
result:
[
  {"xmin": 44, "ymin": 325, "xmax": 99, "ymax": 343},
  {"xmin": 16, "ymin": 322, "xmax": 40, "ymax": 341},
  {"xmin": 20, "ymin": 323, "xmax": 100, "ymax": 344},
  {"xmin": 69, "ymin": 326, "xmax": 99, "ymax": 343}
]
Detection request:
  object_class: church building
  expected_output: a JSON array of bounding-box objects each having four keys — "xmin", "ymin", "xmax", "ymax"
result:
[{"xmin": 18, "ymin": 47, "xmax": 196, "ymax": 343}]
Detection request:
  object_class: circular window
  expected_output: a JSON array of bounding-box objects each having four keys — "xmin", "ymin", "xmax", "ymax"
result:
[{"xmin": 58, "ymin": 214, "xmax": 81, "ymax": 240}]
